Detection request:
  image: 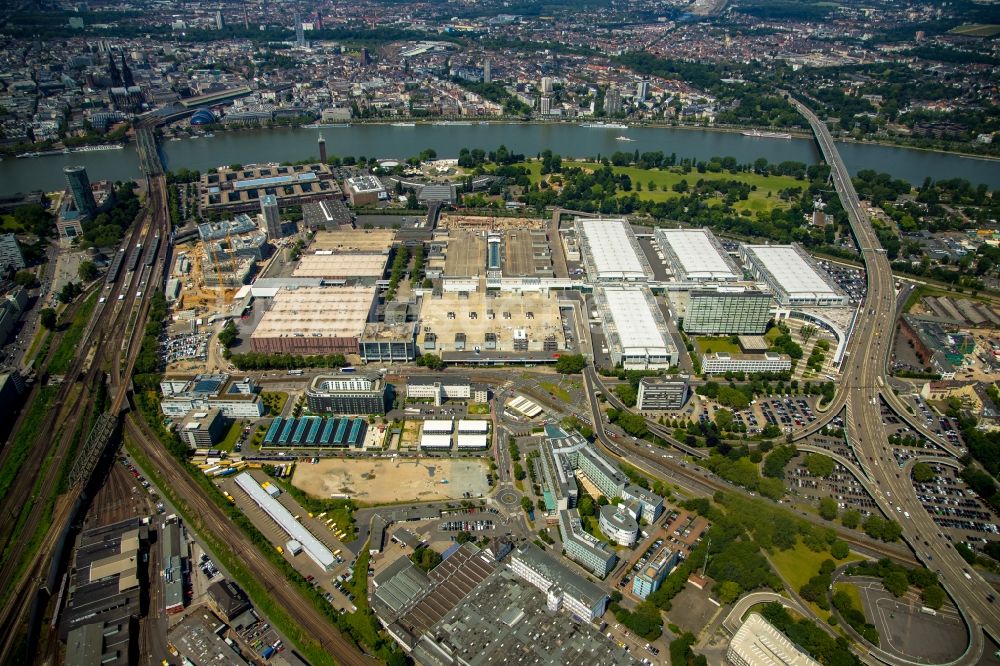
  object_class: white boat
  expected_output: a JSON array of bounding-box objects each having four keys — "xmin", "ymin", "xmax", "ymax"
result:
[
  {"xmin": 742, "ymin": 129, "xmax": 792, "ymax": 139},
  {"xmin": 203, "ymin": 133, "xmax": 215, "ymax": 138},
  {"xmin": 70, "ymin": 144, "xmax": 125, "ymax": 153},
  {"xmin": 391, "ymin": 122, "xmax": 416, "ymax": 127},
  {"xmin": 303, "ymin": 123, "xmax": 350, "ymax": 128},
  {"xmin": 580, "ymin": 122, "xmax": 628, "ymax": 129},
  {"xmin": 615, "ymin": 135, "xmax": 635, "ymax": 142}
]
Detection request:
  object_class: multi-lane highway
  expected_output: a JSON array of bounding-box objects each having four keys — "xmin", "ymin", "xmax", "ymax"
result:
[{"xmin": 788, "ymin": 96, "xmax": 999, "ymax": 663}]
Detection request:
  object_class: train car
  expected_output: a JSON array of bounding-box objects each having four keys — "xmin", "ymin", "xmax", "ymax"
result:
[
  {"xmin": 106, "ymin": 248, "xmax": 126, "ymax": 284},
  {"xmin": 127, "ymin": 243, "xmax": 143, "ymax": 273},
  {"xmin": 144, "ymin": 234, "xmax": 160, "ymax": 267}
]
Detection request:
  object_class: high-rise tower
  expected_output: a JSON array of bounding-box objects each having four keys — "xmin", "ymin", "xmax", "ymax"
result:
[{"xmin": 64, "ymin": 166, "xmax": 98, "ymax": 219}]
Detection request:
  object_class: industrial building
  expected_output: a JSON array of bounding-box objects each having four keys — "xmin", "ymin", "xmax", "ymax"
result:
[
  {"xmin": 637, "ymin": 376, "xmax": 689, "ymax": 411},
  {"xmin": 420, "ymin": 419, "xmax": 454, "ymax": 450},
  {"xmin": 178, "ymin": 408, "xmax": 228, "ymax": 448},
  {"xmin": 727, "ymin": 613, "xmax": 821, "ymax": 666},
  {"xmin": 293, "ymin": 252, "xmax": 388, "ymax": 280},
  {"xmin": 305, "ymin": 375, "xmax": 389, "ymax": 415},
  {"xmin": 576, "ymin": 217, "xmax": 652, "ymax": 282},
  {"xmin": 683, "ymin": 289, "xmax": 772, "ymax": 335},
  {"xmin": 262, "ymin": 416, "xmax": 368, "ymax": 447},
  {"xmin": 740, "ymin": 244, "xmax": 848, "ymax": 307},
  {"xmin": 509, "ymin": 542, "xmax": 610, "ymax": 620},
  {"xmin": 598, "ymin": 505, "xmax": 639, "ymax": 546},
  {"xmin": 595, "ymin": 286, "xmax": 677, "ymax": 369},
  {"xmin": 655, "ymin": 228, "xmax": 740, "ymax": 282},
  {"xmin": 161, "ymin": 519, "xmax": 186, "ymax": 615},
  {"xmin": 249, "ymin": 285, "xmax": 376, "ymax": 355},
  {"xmin": 312, "ymin": 228, "xmax": 396, "ymax": 253},
  {"xmin": 702, "ymin": 351, "xmax": 792, "ymax": 375},
  {"xmin": 358, "ymin": 322, "xmax": 419, "ymax": 363},
  {"xmin": 632, "ymin": 550, "xmax": 679, "ymax": 599},
  {"xmin": 159, "ymin": 374, "xmax": 265, "ymax": 419},
  {"xmin": 234, "ymin": 472, "xmax": 336, "ymax": 570},
  {"xmin": 456, "ymin": 420, "xmax": 490, "ymax": 449},
  {"xmin": 409, "ymin": 567, "xmax": 632, "ymax": 666},
  {"xmin": 344, "ymin": 175, "xmax": 387, "ymax": 206},
  {"xmin": 899, "ymin": 314, "xmax": 975, "ymax": 380},
  {"xmin": 200, "ymin": 163, "xmax": 340, "ymax": 213}
]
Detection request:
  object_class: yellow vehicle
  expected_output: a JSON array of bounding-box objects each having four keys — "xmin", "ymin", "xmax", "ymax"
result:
[
  {"xmin": 276, "ymin": 546, "xmax": 284, "ymax": 555},
  {"xmin": 308, "ymin": 512, "xmax": 314, "ymax": 518}
]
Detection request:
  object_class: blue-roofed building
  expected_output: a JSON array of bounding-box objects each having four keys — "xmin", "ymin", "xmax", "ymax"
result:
[{"xmin": 190, "ymin": 108, "xmax": 217, "ymax": 126}]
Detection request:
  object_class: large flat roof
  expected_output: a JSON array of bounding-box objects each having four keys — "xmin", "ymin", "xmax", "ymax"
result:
[
  {"xmin": 293, "ymin": 253, "xmax": 388, "ymax": 279},
  {"xmin": 251, "ymin": 286, "xmax": 374, "ymax": 339},
  {"xmin": 743, "ymin": 244, "xmax": 844, "ymax": 300},
  {"xmin": 656, "ymin": 228, "xmax": 741, "ymax": 282},
  {"xmin": 234, "ymin": 472, "xmax": 334, "ymax": 569},
  {"xmin": 597, "ymin": 286, "xmax": 676, "ymax": 357},
  {"xmin": 729, "ymin": 613, "xmax": 821, "ymax": 666},
  {"xmin": 576, "ymin": 218, "xmax": 651, "ymax": 281},
  {"xmin": 311, "ymin": 229, "xmax": 396, "ymax": 252}
]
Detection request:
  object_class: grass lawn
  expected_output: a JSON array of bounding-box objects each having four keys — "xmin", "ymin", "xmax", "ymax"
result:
[
  {"xmin": 949, "ymin": 23, "xmax": 1000, "ymax": 37},
  {"xmin": 770, "ymin": 539, "xmax": 836, "ymax": 592},
  {"xmin": 467, "ymin": 403, "xmax": 490, "ymax": 415},
  {"xmin": 834, "ymin": 582, "xmax": 864, "ymax": 616},
  {"xmin": 764, "ymin": 326, "xmax": 783, "ymax": 343},
  {"xmin": 538, "ymin": 381, "xmax": 571, "ymax": 402},
  {"xmin": 0, "ymin": 214, "xmax": 25, "ymax": 233},
  {"xmin": 516, "ymin": 159, "xmax": 804, "ymax": 215},
  {"xmin": 215, "ymin": 420, "xmax": 243, "ymax": 452},
  {"xmin": 262, "ymin": 391, "xmax": 288, "ymax": 416},
  {"xmin": 695, "ymin": 336, "xmax": 742, "ymax": 355}
]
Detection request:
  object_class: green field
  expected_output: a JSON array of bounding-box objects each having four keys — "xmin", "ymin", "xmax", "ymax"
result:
[
  {"xmin": 538, "ymin": 381, "xmax": 571, "ymax": 402},
  {"xmin": 695, "ymin": 336, "xmax": 742, "ymax": 355},
  {"xmin": 48, "ymin": 292, "xmax": 98, "ymax": 375},
  {"xmin": 215, "ymin": 420, "xmax": 243, "ymax": 452},
  {"xmin": 769, "ymin": 539, "xmax": 834, "ymax": 592},
  {"xmin": 518, "ymin": 159, "xmax": 804, "ymax": 214},
  {"xmin": 949, "ymin": 23, "xmax": 1000, "ymax": 37},
  {"xmin": 834, "ymin": 582, "xmax": 864, "ymax": 615}
]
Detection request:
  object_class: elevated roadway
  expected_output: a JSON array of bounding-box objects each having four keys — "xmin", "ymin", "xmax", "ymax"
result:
[{"xmin": 786, "ymin": 96, "xmax": 998, "ymax": 661}]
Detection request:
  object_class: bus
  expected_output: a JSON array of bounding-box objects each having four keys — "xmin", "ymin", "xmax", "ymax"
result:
[
  {"xmin": 288, "ymin": 369, "xmax": 304, "ymax": 376},
  {"xmin": 339, "ymin": 367, "xmax": 356, "ymax": 373}
]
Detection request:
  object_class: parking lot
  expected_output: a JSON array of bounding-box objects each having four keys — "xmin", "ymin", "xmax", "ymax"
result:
[
  {"xmin": 820, "ymin": 261, "xmax": 867, "ymax": 306},
  {"xmin": 789, "ymin": 458, "xmax": 878, "ymax": 516},
  {"xmin": 161, "ymin": 331, "xmax": 209, "ymax": 366},
  {"xmin": 913, "ymin": 462, "xmax": 999, "ymax": 549}
]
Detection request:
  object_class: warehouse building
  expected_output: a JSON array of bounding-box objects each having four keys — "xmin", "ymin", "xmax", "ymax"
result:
[
  {"xmin": 509, "ymin": 542, "xmax": 610, "ymax": 620},
  {"xmin": 306, "ymin": 375, "xmax": 389, "ymax": 415},
  {"xmin": 595, "ymin": 286, "xmax": 677, "ymax": 369},
  {"xmin": 161, "ymin": 519, "xmax": 186, "ymax": 615},
  {"xmin": 727, "ymin": 613, "xmax": 821, "ymax": 666},
  {"xmin": 406, "ymin": 376, "xmax": 477, "ymax": 405},
  {"xmin": 702, "ymin": 351, "xmax": 792, "ymax": 375},
  {"xmin": 292, "ymin": 252, "xmax": 388, "ymax": 280},
  {"xmin": 637, "ymin": 376, "xmax": 689, "ymax": 411},
  {"xmin": 741, "ymin": 244, "xmax": 848, "ymax": 307},
  {"xmin": 655, "ymin": 227, "xmax": 740, "ymax": 283},
  {"xmin": 249, "ymin": 285, "xmax": 376, "ymax": 355},
  {"xmin": 234, "ymin": 472, "xmax": 336, "ymax": 570},
  {"xmin": 576, "ymin": 217, "xmax": 652, "ymax": 282},
  {"xmin": 344, "ymin": 175, "xmax": 386, "ymax": 206},
  {"xmin": 684, "ymin": 289, "xmax": 772, "ymax": 335}
]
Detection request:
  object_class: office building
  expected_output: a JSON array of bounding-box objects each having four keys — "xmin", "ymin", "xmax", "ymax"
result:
[
  {"xmin": 482, "ymin": 59, "xmax": 491, "ymax": 83},
  {"xmin": 359, "ymin": 322, "xmax": 418, "ymax": 363},
  {"xmin": 64, "ymin": 166, "xmax": 98, "ymax": 219},
  {"xmin": 559, "ymin": 508, "xmax": 618, "ymax": 577},
  {"xmin": 344, "ymin": 175, "xmax": 386, "ymax": 206},
  {"xmin": 214, "ymin": 10, "xmax": 224, "ymax": 30},
  {"xmin": 540, "ymin": 76, "xmax": 553, "ymax": 93},
  {"xmin": 632, "ymin": 550, "xmax": 679, "ymax": 599},
  {"xmin": 179, "ymin": 408, "xmax": 228, "ymax": 448},
  {"xmin": 0, "ymin": 233, "xmax": 25, "ymax": 271},
  {"xmin": 306, "ymin": 375, "xmax": 389, "ymax": 415},
  {"xmin": 540, "ymin": 96, "xmax": 552, "ymax": 115},
  {"xmin": 260, "ymin": 194, "xmax": 281, "ymax": 239},
  {"xmin": 599, "ymin": 505, "xmax": 639, "ymax": 546},
  {"xmin": 159, "ymin": 374, "xmax": 265, "ymax": 418},
  {"xmin": 294, "ymin": 13, "xmax": 305, "ymax": 47},
  {"xmin": 509, "ymin": 543, "xmax": 609, "ymax": 621},
  {"xmin": 727, "ymin": 613, "xmax": 821, "ymax": 666},
  {"xmin": 685, "ymin": 289, "xmax": 772, "ymax": 335},
  {"xmin": 406, "ymin": 375, "xmax": 473, "ymax": 405},
  {"xmin": 637, "ymin": 80, "xmax": 650, "ymax": 101},
  {"xmin": 741, "ymin": 244, "xmax": 848, "ymax": 307},
  {"xmin": 637, "ymin": 376, "xmax": 689, "ymax": 411},
  {"xmin": 702, "ymin": 351, "xmax": 792, "ymax": 375}
]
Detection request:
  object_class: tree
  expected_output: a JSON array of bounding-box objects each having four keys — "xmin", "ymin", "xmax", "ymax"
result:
[
  {"xmin": 806, "ymin": 453, "xmax": 835, "ymax": 478},
  {"xmin": 715, "ymin": 408, "xmax": 734, "ymax": 431},
  {"xmin": 14, "ymin": 270, "xmax": 38, "ymax": 288},
  {"xmin": 554, "ymin": 354, "xmax": 586, "ymax": 374},
  {"xmin": 818, "ymin": 497, "xmax": 839, "ymax": 521},
  {"xmin": 883, "ymin": 570, "xmax": 909, "ymax": 597},
  {"xmin": 58, "ymin": 281, "xmax": 81, "ymax": 303},
  {"xmin": 78, "ymin": 260, "xmax": 99, "ymax": 282},
  {"xmin": 922, "ymin": 584, "xmax": 945, "ymax": 610},
  {"xmin": 830, "ymin": 540, "xmax": 849, "ymax": 560},
  {"xmin": 614, "ymin": 383, "xmax": 637, "ymax": 407},
  {"xmin": 513, "ymin": 462, "xmax": 526, "ymax": 481},
  {"xmin": 717, "ymin": 580, "xmax": 741, "ymax": 604},
  {"xmin": 218, "ymin": 320, "xmax": 238, "ymax": 348},
  {"xmin": 912, "ymin": 462, "xmax": 934, "ymax": 483},
  {"xmin": 841, "ymin": 509, "xmax": 861, "ymax": 530},
  {"xmin": 39, "ymin": 308, "xmax": 57, "ymax": 330},
  {"xmin": 520, "ymin": 496, "xmax": 533, "ymax": 513}
]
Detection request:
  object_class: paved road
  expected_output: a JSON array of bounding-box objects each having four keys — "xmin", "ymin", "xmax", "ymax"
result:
[{"xmin": 788, "ymin": 96, "xmax": 997, "ymax": 664}]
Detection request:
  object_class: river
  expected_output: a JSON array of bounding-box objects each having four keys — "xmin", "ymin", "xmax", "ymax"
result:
[{"xmin": 2, "ymin": 123, "xmax": 999, "ymax": 197}]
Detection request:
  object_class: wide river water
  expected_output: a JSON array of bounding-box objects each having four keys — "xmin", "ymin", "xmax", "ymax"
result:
[{"xmin": 3, "ymin": 123, "xmax": 999, "ymax": 196}]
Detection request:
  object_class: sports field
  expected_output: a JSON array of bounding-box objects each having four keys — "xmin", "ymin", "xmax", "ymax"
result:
[{"xmin": 292, "ymin": 457, "xmax": 490, "ymax": 504}]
